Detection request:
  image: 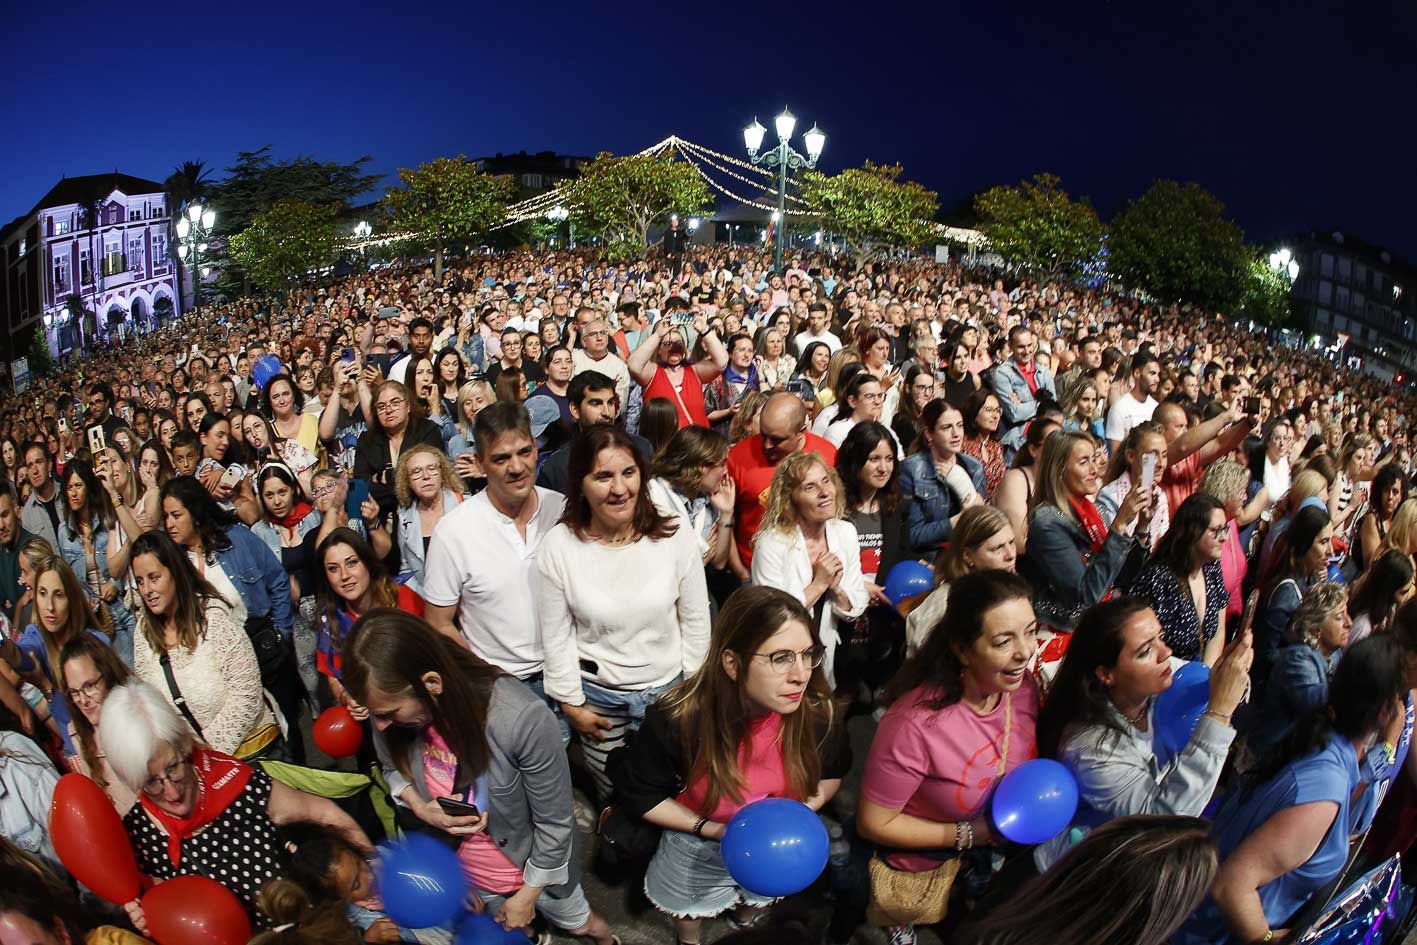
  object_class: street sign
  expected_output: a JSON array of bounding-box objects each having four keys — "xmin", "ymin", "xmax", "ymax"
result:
[{"xmin": 10, "ymin": 357, "xmax": 30, "ymax": 393}]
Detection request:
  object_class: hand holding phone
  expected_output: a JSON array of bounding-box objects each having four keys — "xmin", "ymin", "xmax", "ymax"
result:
[
  {"xmin": 436, "ymin": 796, "xmax": 480, "ymax": 818},
  {"xmin": 1140, "ymin": 452, "xmax": 1157, "ymax": 495}
]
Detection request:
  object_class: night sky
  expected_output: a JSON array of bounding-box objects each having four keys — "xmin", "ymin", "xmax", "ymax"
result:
[{"xmin": 7, "ymin": 0, "xmax": 1415, "ymax": 258}]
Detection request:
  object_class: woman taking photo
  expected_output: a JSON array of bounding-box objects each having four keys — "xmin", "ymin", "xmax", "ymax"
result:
[
  {"xmin": 898, "ymin": 400, "xmax": 986, "ymax": 556},
  {"xmin": 1131, "ymin": 494, "xmax": 1230, "ymax": 664},
  {"xmin": 751, "ymin": 451, "xmax": 869, "ymax": 689},
  {"xmin": 858, "ymin": 571, "xmax": 1039, "ymax": 944},
  {"xmin": 612, "ymin": 587, "xmax": 849, "ymax": 945},
  {"xmin": 340, "ymin": 609, "xmax": 616, "ymax": 944},
  {"xmin": 959, "ymin": 389, "xmax": 1007, "ymax": 500},
  {"xmin": 313, "ymin": 528, "xmax": 423, "ymax": 716},
  {"xmin": 1175, "ymin": 634, "xmax": 1407, "ymax": 945},
  {"xmin": 648, "ymin": 426, "xmax": 735, "ymax": 572},
  {"xmin": 393, "ymin": 445, "xmax": 463, "ymax": 595},
  {"xmin": 1199, "ymin": 460, "xmax": 1267, "ymax": 625},
  {"xmin": 538, "ymin": 425, "xmax": 711, "ymax": 801},
  {"xmin": 1032, "ymin": 598, "xmax": 1251, "ymax": 871},
  {"xmin": 55, "ymin": 459, "xmax": 135, "ymax": 662},
  {"xmin": 627, "ymin": 313, "xmax": 728, "ymax": 429},
  {"xmin": 993, "ymin": 416, "xmax": 1062, "ymax": 556},
  {"xmin": 127, "ymin": 530, "xmax": 281, "ymax": 760},
  {"xmin": 1024, "ymin": 430, "xmax": 1149, "ymax": 654},
  {"xmin": 1096, "ymin": 421, "xmax": 1170, "ymax": 551},
  {"xmin": 354, "ymin": 380, "xmax": 444, "ymax": 520},
  {"xmin": 1347, "ymin": 548, "xmax": 1415, "ymax": 645},
  {"xmin": 904, "ymin": 506, "xmax": 1017, "ymax": 658},
  {"xmin": 11, "ymin": 555, "xmax": 111, "ymax": 757},
  {"xmin": 59, "ymin": 633, "xmax": 137, "ymax": 813}
]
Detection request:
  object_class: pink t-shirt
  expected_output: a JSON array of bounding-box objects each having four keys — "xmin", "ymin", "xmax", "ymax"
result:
[
  {"xmin": 422, "ymin": 726, "xmax": 523, "ymax": 894},
  {"xmin": 676, "ymin": 712, "xmax": 792, "ymax": 822},
  {"xmin": 861, "ymin": 677, "xmax": 1040, "ymax": 871}
]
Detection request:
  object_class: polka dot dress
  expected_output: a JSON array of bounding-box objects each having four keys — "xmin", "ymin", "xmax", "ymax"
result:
[{"xmin": 123, "ymin": 769, "xmax": 282, "ymax": 920}]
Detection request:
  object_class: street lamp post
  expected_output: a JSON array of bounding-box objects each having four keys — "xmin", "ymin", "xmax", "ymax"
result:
[
  {"xmin": 1268, "ymin": 247, "xmax": 1300, "ymax": 282},
  {"xmin": 547, "ymin": 205, "xmax": 572, "ymax": 249},
  {"xmin": 175, "ymin": 200, "xmax": 216, "ymax": 316},
  {"xmin": 353, "ymin": 220, "xmax": 372, "ymax": 268},
  {"xmin": 744, "ymin": 107, "xmax": 825, "ymax": 273}
]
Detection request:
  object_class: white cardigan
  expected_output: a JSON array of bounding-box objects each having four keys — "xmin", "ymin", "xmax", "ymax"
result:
[{"xmin": 750, "ymin": 518, "xmax": 869, "ymax": 685}]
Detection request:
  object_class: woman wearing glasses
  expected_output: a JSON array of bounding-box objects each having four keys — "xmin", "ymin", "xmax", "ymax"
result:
[
  {"xmin": 102, "ymin": 679, "xmax": 370, "ymax": 930},
  {"xmin": 353, "ymin": 380, "xmax": 444, "ymax": 521},
  {"xmin": 59, "ymin": 632, "xmax": 136, "ymax": 813},
  {"xmin": 1130, "ymin": 494, "xmax": 1231, "ymax": 665},
  {"xmin": 611, "ymin": 587, "xmax": 849, "ymax": 945},
  {"xmin": 393, "ymin": 445, "xmax": 463, "ymax": 596}
]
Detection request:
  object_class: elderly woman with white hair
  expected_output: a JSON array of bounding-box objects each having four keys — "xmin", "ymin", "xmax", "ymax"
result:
[{"xmin": 101, "ymin": 680, "xmax": 371, "ymax": 931}]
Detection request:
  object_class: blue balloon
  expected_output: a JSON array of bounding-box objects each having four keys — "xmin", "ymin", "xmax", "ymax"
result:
[
  {"xmin": 376, "ymin": 834, "xmax": 468, "ymax": 930},
  {"xmin": 883, "ymin": 560, "xmax": 934, "ymax": 606},
  {"xmin": 719, "ymin": 798, "xmax": 829, "ymax": 898},
  {"xmin": 991, "ymin": 759, "xmax": 1079, "ymax": 845},
  {"xmin": 251, "ymin": 354, "xmax": 283, "ymax": 391},
  {"xmin": 454, "ymin": 912, "xmax": 525, "ymax": 944},
  {"xmin": 1154, "ymin": 661, "xmax": 1211, "ymax": 756}
]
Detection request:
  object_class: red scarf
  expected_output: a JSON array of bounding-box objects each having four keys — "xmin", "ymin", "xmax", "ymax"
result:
[
  {"xmin": 1069, "ymin": 495, "xmax": 1109, "ymax": 555},
  {"xmin": 139, "ymin": 747, "xmax": 253, "ymax": 866},
  {"xmin": 276, "ymin": 501, "xmax": 315, "ymax": 530}
]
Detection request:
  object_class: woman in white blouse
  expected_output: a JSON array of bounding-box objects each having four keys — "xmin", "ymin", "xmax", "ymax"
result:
[
  {"xmin": 538, "ymin": 425, "xmax": 711, "ymax": 801},
  {"xmin": 127, "ymin": 530, "xmax": 280, "ymax": 760},
  {"xmin": 751, "ymin": 451, "xmax": 869, "ymax": 687}
]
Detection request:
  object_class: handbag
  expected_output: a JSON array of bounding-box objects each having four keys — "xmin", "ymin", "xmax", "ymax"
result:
[
  {"xmin": 243, "ymin": 614, "xmax": 289, "ymax": 688},
  {"xmin": 866, "ymin": 692, "xmax": 1012, "ymax": 927},
  {"xmin": 595, "ymin": 804, "xmax": 662, "ymax": 865}
]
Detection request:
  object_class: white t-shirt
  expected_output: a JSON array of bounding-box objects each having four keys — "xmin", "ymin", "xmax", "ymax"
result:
[
  {"xmin": 1105, "ymin": 392, "xmax": 1158, "ymax": 444},
  {"xmin": 421, "ymin": 487, "xmax": 566, "ymax": 678},
  {"xmin": 793, "ymin": 329, "xmax": 842, "ymax": 358}
]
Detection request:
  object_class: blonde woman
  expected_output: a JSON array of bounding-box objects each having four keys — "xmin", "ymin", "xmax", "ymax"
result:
[
  {"xmin": 904, "ymin": 505, "xmax": 1019, "ymax": 657},
  {"xmin": 754, "ymin": 328, "xmax": 797, "ymax": 390},
  {"xmin": 393, "ymin": 444, "xmax": 463, "ymax": 596},
  {"xmin": 814, "ymin": 347, "xmax": 862, "ymax": 418},
  {"xmin": 750, "ymin": 451, "xmax": 868, "ymax": 686},
  {"xmin": 448, "ymin": 378, "xmax": 495, "ymax": 483},
  {"xmin": 1377, "ymin": 498, "xmax": 1417, "ymax": 567}
]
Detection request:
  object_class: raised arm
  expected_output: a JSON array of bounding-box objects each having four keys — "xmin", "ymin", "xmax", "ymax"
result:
[{"xmin": 627, "ymin": 319, "xmax": 670, "ymax": 387}]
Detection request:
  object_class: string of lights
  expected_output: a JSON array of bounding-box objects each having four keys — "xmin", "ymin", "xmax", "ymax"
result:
[{"xmin": 670, "ymin": 139, "xmax": 808, "ymax": 207}]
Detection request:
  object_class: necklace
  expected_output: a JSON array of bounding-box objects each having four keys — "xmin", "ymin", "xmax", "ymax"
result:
[
  {"xmin": 1119, "ymin": 702, "xmax": 1147, "ymax": 727},
  {"xmin": 592, "ymin": 527, "xmax": 636, "ymax": 546}
]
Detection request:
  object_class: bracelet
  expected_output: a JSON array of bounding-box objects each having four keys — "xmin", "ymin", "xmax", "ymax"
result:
[
  {"xmin": 1259, "ymin": 931, "xmax": 1273, "ymax": 944},
  {"xmin": 692, "ymin": 816, "xmax": 708, "ymax": 838},
  {"xmin": 1202, "ymin": 709, "xmax": 1233, "ymax": 725}
]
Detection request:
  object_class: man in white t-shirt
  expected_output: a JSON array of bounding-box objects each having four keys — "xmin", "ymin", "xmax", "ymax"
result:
[
  {"xmin": 422, "ymin": 401, "xmax": 567, "ymax": 730},
  {"xmin": 570, "ymin": 314, "xmax": 631, "ymax": 415},
  {"xmin": 1106, "ymin": 351, "xmax": 1161, "ymax": 452},
  {"xmin": 793, "ymin": 302, "xmax": 842, "ymax": 356}
]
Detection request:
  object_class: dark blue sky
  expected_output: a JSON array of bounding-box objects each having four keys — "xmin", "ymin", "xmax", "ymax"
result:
[{"xmin": 7, "ymin": 0, "xmax": 1415, "ymax": 257}]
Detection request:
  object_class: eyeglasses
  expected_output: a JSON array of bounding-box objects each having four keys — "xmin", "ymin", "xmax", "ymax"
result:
[
  {"xmin": 312, "ymin": 483, "xmax": 338, "ymax": 499},
  {"xmin": 374, "ymin": 398, "xmax": 406, "ymax": 413},
  {"xmin": 1206, "ymin": 524, "xmax": 1229, "ymax": 539},
  {"xmin": 754, "ymin": 645, "xmax": 827, "ymax": 674},
  {"xmin": 141, "ymin": 757, "xmax": 192, "ymax": 797},
  {"xmin": 65, "ymin": 678, "xmax": 105, "ymax": 703},
  {"xmin": 408, "ymin": 466, "xmax": 440, "ymax": 481}
]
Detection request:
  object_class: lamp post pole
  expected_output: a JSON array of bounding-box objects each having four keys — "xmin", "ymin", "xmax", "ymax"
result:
[
  {"xmin": 744, "ymin": 108, "xmax": 825, "ymax": 274},
  {"xmin": 176, "ymin": 200, "xmax": 216, "ymax": 315}
]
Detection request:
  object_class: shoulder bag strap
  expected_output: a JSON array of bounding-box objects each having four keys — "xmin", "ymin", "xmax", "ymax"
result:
[{"xmin": 158, "ymin": 652, "xmax": 205, "ymax": 740}]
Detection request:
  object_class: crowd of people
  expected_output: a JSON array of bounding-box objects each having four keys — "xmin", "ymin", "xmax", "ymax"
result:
[{"xmin": 0, "ymin": 239, "xmax": 1414, "ymax": 945}]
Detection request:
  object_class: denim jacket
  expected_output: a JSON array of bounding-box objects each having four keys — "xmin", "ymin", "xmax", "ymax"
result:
[
  {"xmin": 897, "ymin": 450, "xmax": 987, "ymax": 554},
  {"xmin": 249, "ymin": 510, "xmax": 324, "ymax": 559},
  {"xmin": 397, "ymin": 490, "xmax": 461, "ymax": 595},
  {"xmin": 214, "ymin": 524, "xmax": 296, "ymax": 639},
  {"xmin": 457, "ymin": 333, "xmax": 485, "ymax": 374},
  {"xmin": 57, "ymin": 521, "xmax": 136, "ymax": 645}
]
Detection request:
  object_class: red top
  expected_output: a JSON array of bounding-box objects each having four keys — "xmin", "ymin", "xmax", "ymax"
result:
[
  {"xmin": 316, "ymin": 583, "xmax": 425, "ymax": 679},
  {"xmin": 643, "ymin": 363, "xmax": 709, "ymax": 428},
  {"xmin": 726, "ymin": 432, "xmax": 837, "ymax": 567},
  {"xmin": 677, "ymin": 711, "xmax": 793, "ymax": 822}
]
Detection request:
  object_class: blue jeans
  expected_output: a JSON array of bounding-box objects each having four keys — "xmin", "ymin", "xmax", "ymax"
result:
[{"xmin": 576, "ymin": 676, "xmax": 680, "ymax": 802}]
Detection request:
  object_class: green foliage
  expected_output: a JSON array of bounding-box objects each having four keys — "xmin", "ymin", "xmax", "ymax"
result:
[
  {"xmin": 974, "ymin": 173, "xmax": 1105, "ymax": 280},
  {"xmin": 798, "ymin": 161, "xmax": 939, "ymax": 266},
  {"xmin": 382, "ymin": 156, "xmax": 515, "ymax": 279},
  {"xmin": 567, "ymin": 152, "xmax": 712, "ymax": 248},
  {"xmin": 1240, "ymin": 255, "xmax": 1295, "ymax": 328},
  {"xmin": 1107, "ymin": 180, "xmax": 1249, "ymax": 313},
  {"xmin": 228, "ymin": 200, "xmax": 340, "ymax": 294},
  {"xmin": 24, "ymin": 323, "xmax": 55, "ymax": 378}
]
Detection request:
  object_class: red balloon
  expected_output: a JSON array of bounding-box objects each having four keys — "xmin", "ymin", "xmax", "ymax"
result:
[
  {"xmin": 142, "ymin": 876, "xmax": 250, "ymax": 945},
  {"xmin": 49, "ymin": 773, "xmax": 141, "ymax": 904},
  {"xmin": 313, "ymin": 706, "xmax": 363, "ymax": 758}
]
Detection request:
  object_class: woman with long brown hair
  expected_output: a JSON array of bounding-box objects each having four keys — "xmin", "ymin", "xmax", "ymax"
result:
[
  {"xmin": 612, "ymin": 586, "xmax": 849, "ymax": 945},
  {"xmin": 537, "ymin": 424, "xmax": 711, "ymax": 801},
  {"xmin": 340, "ymin": 609, "xmax": 616, "ymax": 944},
  {"xmin": 58, "ymin": 632, "xmax": 136, "ymax": 812}
]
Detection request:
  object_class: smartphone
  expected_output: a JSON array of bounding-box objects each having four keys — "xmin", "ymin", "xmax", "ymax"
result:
[
  {"xmin": 219, "ymin": 464, "xmax": 247, "ymax": 489},
  {"xmin": 87, "ymin": 424, "xmax": 107, "ymax": 456},
  {"xmin": 436, "ymin": 796, "xmax": 480, "ymax": 818},
  {"xmin": 58, "ymin": 418, "xmax": 69, "ymax": 435},
  {"xmin": 340, "ymin": 347, "xmax": 357, "ymax": 364},
  {"xmin": 1244, "ymin": 396, "xmax": 1261, "ymax": 417},
  {"xmin": 345, "ymin": 478, "xmax": 371, "ymax": 519},
  {"xmin": 1140, "ymin": 452, "xmax": 1157, "ymax": 494},
  {"xmin": 784, "ymin": 377, "xmax": 817, "ymax": 402},
  {"xmin": 365, "ymin": 353, "xmax": 394, "ymax": 377},
  {"xmin": 670, "ymin": 311, "xmax": 694, "ymax": 327}
]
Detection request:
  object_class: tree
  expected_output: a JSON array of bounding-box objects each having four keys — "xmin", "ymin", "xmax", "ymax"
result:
[
  {"xmin": 1108, "ymin": 180, "xmax": 1248, "ymax": 313},
  {"xmin": 1240, "ymin": 255, "xmax": 1295, "ymax": 328},
  {"xmin": 228, "ymin": 200, "xmax": 340, "ymax": 294},
  {"xmin": 382, "ymin": 156, "xmax": 515, "ymax": 280},
  {"xmin": 163, "ymin": 159, "xmax": 214, "ymax": 314},
  {"xmin": 22, "ymin": 323, "xmax": 55, "ymax": 379},
  {"xmin": 567, "ymin": 152, "xmax": 711, "ymax": 256},
  {"xmin": 797, "ymin": 161, "xmax": 938, "ymax": 268},
  {"xmin": 974, "ymin": 173, "xmax": 1105, "ymax": 281}
]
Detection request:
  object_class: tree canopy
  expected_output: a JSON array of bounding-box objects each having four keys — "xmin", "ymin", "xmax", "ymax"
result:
[
  {"xmin": 228, "ymin": 200, "xmax": 340, "ymax": 294},
  {"xmin": 797, "ymin": 161, "xmax": 938, "ymax": 267},
  {"xmin": 382, "ymin": 156, "xmax": 515, "ymax": 279},
  {"xmin": 974, "ymin": 173, "xmax": 1105, "ymax": 281},
  {"xmin": 567, "ymin": 152, "xmax": 711, "ymax": 257}
]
